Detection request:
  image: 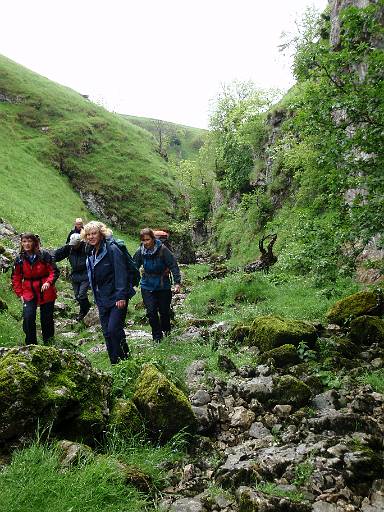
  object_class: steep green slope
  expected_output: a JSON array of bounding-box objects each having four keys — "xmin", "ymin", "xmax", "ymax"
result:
[
  {"xmin": 0, "ymin": 120, "xmax": 88, "ymax": 246},
  {"xmin": 122, "ymin": 114, "xmax": 206, "ymax": 161},
  {"xmin": 0, "ymin": 55, "xmax": 180, "ymax": 235},
  {"xmin": 193, "ymin": 2, "xmax": 384, "ymax": 285}
]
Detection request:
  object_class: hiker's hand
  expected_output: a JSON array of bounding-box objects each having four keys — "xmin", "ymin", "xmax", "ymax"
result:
[
  {"xmin": 116, "ymin": 299, "xmax": 126, "ymax": 309},
  {"xmin": 41, "ymin": 282, "xmax": 50, "ymax": 292},
  {"xmin": 173, "ymin": 284, "xmax": 181, "ymax": 294}
]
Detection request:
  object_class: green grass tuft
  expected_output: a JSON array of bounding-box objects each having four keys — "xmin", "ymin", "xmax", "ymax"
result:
[
  {"xmin": 0, "ymin": 441, "xmax": 149, "ymax": 512},
  {"xmin": 359, "ymin": 369, "xmax": 384, "ymax": 393}
]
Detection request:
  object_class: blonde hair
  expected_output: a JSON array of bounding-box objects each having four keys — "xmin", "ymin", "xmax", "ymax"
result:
[{"xmin": 81, "ymin": 221, "xmax": 112, "ymax": 240}]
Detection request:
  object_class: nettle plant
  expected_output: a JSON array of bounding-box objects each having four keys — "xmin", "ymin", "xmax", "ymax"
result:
[{"xmin": 297, "ymin": 340, "xmax": 317, "ymax": 362}]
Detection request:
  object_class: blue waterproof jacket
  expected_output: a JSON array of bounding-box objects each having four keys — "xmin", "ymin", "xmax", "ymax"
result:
[
  {"xmin": 86, "ymin": 239, "xmax": 129, "ymax": 307},
  {"xmin": 134, "ymin": 239, "xmax": 181, "ymax": 291}
]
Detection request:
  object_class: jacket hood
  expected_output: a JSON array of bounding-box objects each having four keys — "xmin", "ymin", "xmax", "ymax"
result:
[{"xmin": 141, "ymin": 238, "xmax": 162, "ymax": 256}]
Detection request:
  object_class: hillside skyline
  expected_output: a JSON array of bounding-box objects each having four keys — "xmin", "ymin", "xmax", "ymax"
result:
[{"xmin": 0, "ymin": 0, "xmax": 327, "ymax": 128}]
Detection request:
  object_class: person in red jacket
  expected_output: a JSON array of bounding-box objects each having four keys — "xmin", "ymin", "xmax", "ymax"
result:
[{"xmin": 11, "ymin": 233, "xmax": 60, "ymax": 345}]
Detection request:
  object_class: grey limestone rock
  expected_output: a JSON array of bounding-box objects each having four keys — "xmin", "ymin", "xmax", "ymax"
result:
[
  {"xmin": 249, "ymin": 421, "xmax": 272, "ymax": 439},
  {"xmin": 169, "ymin": 497, "xmax": 205, "ymax": 512}
]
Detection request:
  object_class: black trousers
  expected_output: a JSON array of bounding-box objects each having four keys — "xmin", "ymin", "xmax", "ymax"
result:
[
  {"xmin": 23, "ymin": 300, "xmax": 55, "ymax": 345},
  {"xmin": 141, "ymin": 288, "xmax": 172, "ymax": 340},
  {"xmin": 72, "ymin": 279, "xmax": 90, "ymax": 301},
  {"xmin": 72, "ymin": 279, "xmax": 91, "ymax": 314},
  {"xmin": 98, "ymin": 304, "xmax": 129, "ymax": 364}
]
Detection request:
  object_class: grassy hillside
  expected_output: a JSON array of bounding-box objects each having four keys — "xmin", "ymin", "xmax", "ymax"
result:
[
  {"xmin": 0, "ymin": 55, "xmax": 180, "ymax": 236},
  {"xmin": 0, "ymin": 120, "xmax": 88, "ymax": 246},
  {"xmin": 122, "ymin": 114, "xmax": 207, "ymax": 161}
]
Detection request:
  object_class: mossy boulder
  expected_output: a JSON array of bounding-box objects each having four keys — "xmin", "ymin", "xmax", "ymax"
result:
[
  {"xmin": 317, "ymin": 336, "xmax": 360, "ymax": 358},
  {"xmin": 186, "ymin": 318, "xmax": 215, "ymax": 328},
  {"xmin": 132, "ymin": 364, "xmax": 197, "ymax": 442},
  {"xmin": 271, "ymin": 375, "xmax": 311, "ymax": 407},
  {"xmin": 230, "ymin": 325, "xmax": 251, "ymax": 343},
  {"xmin": 109, "ymin": 398, "xmax": 143, "ymax": 436},
  {"xmin": 57, "ymin": 440, "xmax": 93, "ymax": 468},
  {"xmin": 350, "ymin": 315, "xmax": 384, "ymax": 346},
  {"xmin": 326, "ymin": 290, "xmax": 383, "ymax": 326},
  {"xmin": 247, "ymin": 316, "xmax": 317, "ymax": 353},
  {"xmin": 119, "ymin": 463, "xmax": 153, "ymax": 493},
  {"xmin": 259, "ymin": 344, "xmax": 300, "ymax": 368},
  {"xmin": 0, "ymin": 345, "xmax": 111, "ymax": 443},
  {"xmin": 168, "ymin": 228, "xmax": 196, "ymax": 264}
]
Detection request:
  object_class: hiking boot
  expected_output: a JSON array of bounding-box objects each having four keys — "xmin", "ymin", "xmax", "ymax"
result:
[{"xmin": 77, "ymin": 299, "xmax": 91, "ymax": 321}]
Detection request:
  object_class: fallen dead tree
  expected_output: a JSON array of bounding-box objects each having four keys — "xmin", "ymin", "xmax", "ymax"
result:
[{"xmin": 244, "ymin": 233, "xmax": 277, "ymax": 273}]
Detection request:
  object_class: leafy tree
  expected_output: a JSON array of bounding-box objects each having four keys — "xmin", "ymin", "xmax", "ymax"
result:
[
  {"xmin": 290, "ymin": 2, "xmax": 384, "ymax": 244},
  {"xmin": 175, "ymin": 138, "xmax": 216, "ymax": 222},
  {"xmin": 209, "ymin": 81, "xmax": 279, "ymax": 192}
]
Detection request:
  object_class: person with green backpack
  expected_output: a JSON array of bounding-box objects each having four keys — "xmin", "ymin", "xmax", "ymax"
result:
[
  {"xmin": 82, "ymin": 221, "xmax": 138, "ymax": 364},
  {"xmin": 134, "ymin": 227, "xmax": 181, "ymax": 342}
]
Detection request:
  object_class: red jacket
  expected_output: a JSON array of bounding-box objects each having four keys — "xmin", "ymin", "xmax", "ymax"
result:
[{"xmin": 12, "ymin": 251, "xmax": 59, "ymax": 304}]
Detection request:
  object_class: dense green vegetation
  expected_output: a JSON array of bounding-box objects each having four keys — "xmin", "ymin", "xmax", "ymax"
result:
[
  {"xmin": 0, "ymin": 55, "xmax": 180, "ymax": 234},
  {"xmin": 122, "ymin": 114, "xmax": 206, "ymax": 162},
  {"xmin": 0, "ymin": 434, "xmax": 188, "ymax": 512},
  {"xmin": 183, "ymin": 265, "xmax": 359, "ymax": 323},
  {"xmin": 183, "ymin": 2, "xmax": 383, "ymax": 285}
]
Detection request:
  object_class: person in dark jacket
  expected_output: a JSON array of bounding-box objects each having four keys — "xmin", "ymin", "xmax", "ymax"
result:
[
  {"xmin": 11, "ymin": 232, "xmax": 60, "ymax": 345},
  {"xmin": 65, "ymin": 217, "xmax": 84, "ymax": 244},
  {"xmin": 54, "ymin": 232, "xmax": 91, "ymax": 321},
  {"xmin": 134, "ymin": 228, "xmax": 181, "ymax": 342},
  {"xmin": 82, "ymin": 221, "xmax": 132, "ymax": 364}
]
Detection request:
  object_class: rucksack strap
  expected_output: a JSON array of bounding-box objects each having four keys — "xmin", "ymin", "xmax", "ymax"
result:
[{"xmin": 159, "ymin": 245, "xmax": 172, "ymax": 285}]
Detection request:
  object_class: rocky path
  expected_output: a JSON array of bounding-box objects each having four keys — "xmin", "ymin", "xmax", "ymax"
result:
[{"xmin": 1, "ymin": 221, "xmax": 383, "ymax": 511}]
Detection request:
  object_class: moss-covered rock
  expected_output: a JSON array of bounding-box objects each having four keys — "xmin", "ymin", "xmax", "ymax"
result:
[
  {"xmin": 350, "ymin": 315, "xmax": 384, "ymax": 346},
  {"xmin": 230, "ymin": 325, "xmax": 251, "ymax": 343},
  {"xmin": 57, "ymin": 439, "xmax": 93, "ymax": 467},
  {"xmin": 271, "ymin": 375, "xmax": 311, "ymax": 407},
  {"xmin": 133, "ymin": 364, "xmax": 197, "ymax": 442},
  {"xmin": 0, "ymin": 345, "xmax": 111, "ymax": 443},
  {"xmin": 93, "ymin": 455, "xmax": 154, "ymax": 493},
  {"xmin": 317, "ymin": 336, "xmax": 360, "ymax": 359},
  {"xmin": 259, "ymin": 344, "xmax": 300, "ymax": 368},
  {"xmin": 119, "ymin": 463, "xmax": 153, "ymax": 493},
  {"xmin": 344, "ymin": 449, "xmax": 384, "ymax": 483},
  {"xmin": 247, "ymin": 316, "xmax": 317, "ymax": 353},
  {"xmin": 186, "ymin": 318, "xmax": 215, "ymax": 327},
  {"xmin": 326, "ymin": 290, "xmax": 383, "ymax": 326},
  {"xmin": 109, "ymin": 398, "xmax": 143, "ymax": 436}
]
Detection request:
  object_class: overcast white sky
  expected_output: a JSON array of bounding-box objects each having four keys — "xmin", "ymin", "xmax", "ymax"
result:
[{"xmin": 1, "ymin": 0, "xmax": 328, "ymax": 128}]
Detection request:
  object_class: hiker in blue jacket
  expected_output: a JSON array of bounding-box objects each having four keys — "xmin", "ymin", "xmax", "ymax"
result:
[
  {"xmin": 82, "ymin": 221, "xmax": 132, "ymax": 364},
  {"xmin": 134, "ymin": 228, "xmax": 181, "ymax": 342}
]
